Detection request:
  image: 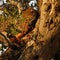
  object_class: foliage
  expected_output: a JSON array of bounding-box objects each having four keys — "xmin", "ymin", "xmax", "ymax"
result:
[
  {"xmin": 6, "ymin": 4, "xmax": 18, "ymax": 17},
  {"xmin": 6, "ymin": 24, "xmax": 21, "ymax": 35},
  {"xmin": 19, "ymin": 15, "xmax": 26, "ymax": 23},
  {"xmin": 0, "ymin": 42, "xmax": 7, "ymax": 50}
]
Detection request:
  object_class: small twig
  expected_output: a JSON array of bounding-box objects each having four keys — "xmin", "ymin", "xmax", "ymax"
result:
[{"xmin": 0, "ymin": 32, "xmax": 15, "ymax": 48}]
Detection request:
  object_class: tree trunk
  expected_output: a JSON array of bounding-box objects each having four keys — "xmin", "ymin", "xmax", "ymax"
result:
[{"xmin": 18, "ymin": 0, "xmax": 60, "ymax": 60}]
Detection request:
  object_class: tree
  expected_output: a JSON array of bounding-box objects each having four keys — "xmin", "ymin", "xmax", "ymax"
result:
[
  {"xmin": 0, "ymin": 0, "xmax": 60, "ymax": 60},
  {"xmin": 18, "ymin": 0, "xmax": 60, "ymax": 60}
]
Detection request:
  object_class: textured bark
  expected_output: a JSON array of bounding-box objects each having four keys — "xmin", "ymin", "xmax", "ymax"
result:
[
  {"xmin": 0, "ymin": 0, "xmax": 60, "ymax": 60},
  {"xmin": 18, "ymin": 0, "xmax": 60, "ymax": 60}
]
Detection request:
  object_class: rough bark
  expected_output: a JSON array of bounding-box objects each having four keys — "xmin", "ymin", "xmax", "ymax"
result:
[
  {"xmin": 18, "ymin": 0, "xmax": 60, "ymax": 60},
  {"xmin": 0, "ymin": 0, "xmax": 60, "ymax": 60}
]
